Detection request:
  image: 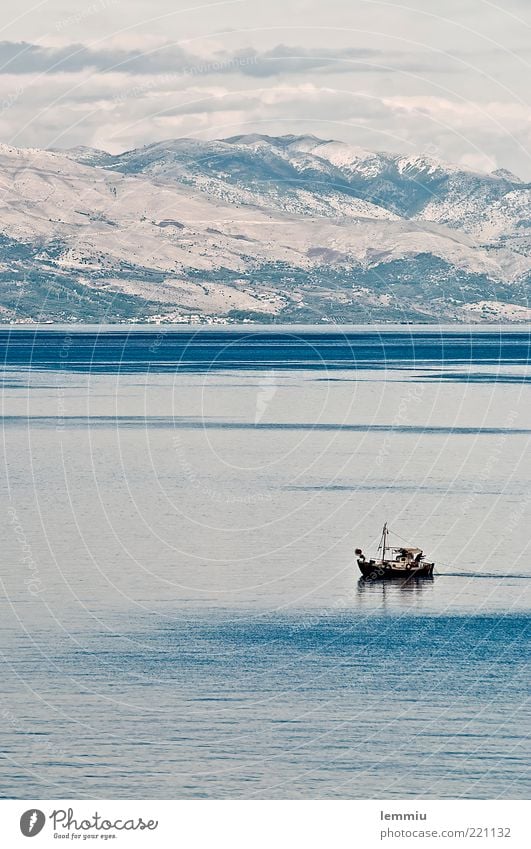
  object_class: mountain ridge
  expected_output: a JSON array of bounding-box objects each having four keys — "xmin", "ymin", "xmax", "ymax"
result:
[{"xmin": 1, "ymin": 133, "xmax": 530, "ymax": 324}]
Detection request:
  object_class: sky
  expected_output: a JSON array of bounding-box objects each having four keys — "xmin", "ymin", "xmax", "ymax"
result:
[{"xmin": 0, "ymin": 0, "xmax": 530, "ymax": 175}]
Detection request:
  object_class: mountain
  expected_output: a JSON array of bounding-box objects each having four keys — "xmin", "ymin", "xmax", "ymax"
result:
[{"xmin": 1, "ymin": 134, "xmax": 530, "ymax": 323}]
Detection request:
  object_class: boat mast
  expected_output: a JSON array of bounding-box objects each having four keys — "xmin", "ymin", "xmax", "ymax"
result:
[{"xmin": 381, "ymin": 522, "xmax": 388, "ymax": 563}]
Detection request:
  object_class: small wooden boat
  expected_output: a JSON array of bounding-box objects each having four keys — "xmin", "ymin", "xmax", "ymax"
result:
[{"xmin": 356, "ymin": 523, "xmax": 434, "ymax": 580}]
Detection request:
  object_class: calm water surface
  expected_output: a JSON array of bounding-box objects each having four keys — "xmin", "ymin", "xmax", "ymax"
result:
[{"xmin": 0, "ymin": 327, "xmax": 529, "ymax": 798}]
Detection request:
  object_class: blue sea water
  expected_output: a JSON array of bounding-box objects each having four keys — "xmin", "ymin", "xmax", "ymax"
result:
[{"xmin": 0, "ymin": 326, "xmax": 529, "ymax": 799}]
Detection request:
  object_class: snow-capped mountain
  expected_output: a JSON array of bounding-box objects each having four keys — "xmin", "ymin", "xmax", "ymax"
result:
[{"xmin": 1, "ymin": 134, "xmax": 530, "ymax": 323}]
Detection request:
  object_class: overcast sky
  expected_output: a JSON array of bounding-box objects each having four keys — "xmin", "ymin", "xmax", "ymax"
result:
[{"xmin": 0, "ymin": 0, "xmax": 530, "ymax": 175}]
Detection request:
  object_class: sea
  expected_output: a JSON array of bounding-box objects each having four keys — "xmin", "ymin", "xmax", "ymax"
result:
[{"xmin": 0, "ymin": 325, "xmax": 529, "ymax": 799}]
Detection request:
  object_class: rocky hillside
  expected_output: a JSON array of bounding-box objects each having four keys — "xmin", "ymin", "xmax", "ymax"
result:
[{"xmin": 0, "ymin": 134, "xmax": 530, "ymax": 323}]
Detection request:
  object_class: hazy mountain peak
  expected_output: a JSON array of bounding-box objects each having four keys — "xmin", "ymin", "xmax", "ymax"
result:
[
  {"xmin": 309, "ymin": 139, "xmax": 386, "ymax": 169},
  {"xmin": 395, "ymin": 153, "xmax": 457, "ymax": 177},
  {"xmin": 491, "ymin": 167, "xmax": 523, "ymax": 184},
  {"xmin": 53, "ymin": 144, "xmax": 113, "ymax": 166},
  {"xmin": 225, "ymin": 132, "xmax": 325, "ymax": 149}
]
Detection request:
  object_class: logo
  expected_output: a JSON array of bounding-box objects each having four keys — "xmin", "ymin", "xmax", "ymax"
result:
[
  {"xmin": 20, "ymin": 809, "xmax": 46, "ymax": 837},
  {"xmin": 255, "ymin": 369, "xmax": 278, "ymax": 424}
]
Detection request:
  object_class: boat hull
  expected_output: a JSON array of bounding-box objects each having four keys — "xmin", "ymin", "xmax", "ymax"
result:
[{"xmin": 358, "ymin": 559, "xmax": 434, "ymax": 580}]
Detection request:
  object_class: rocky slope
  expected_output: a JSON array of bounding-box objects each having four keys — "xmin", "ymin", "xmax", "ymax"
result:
[{"xmin": 0, "ymin": 134, "xmax": 529, "ymax": 323}]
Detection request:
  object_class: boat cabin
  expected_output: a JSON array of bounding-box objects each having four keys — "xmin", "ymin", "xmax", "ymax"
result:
[{"xmin": 392, "ymin": 546, "xmax": 423, "ymax": 564}]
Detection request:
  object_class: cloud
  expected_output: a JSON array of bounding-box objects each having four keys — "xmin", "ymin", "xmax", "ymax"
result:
[
  {"xmin": 224, "ymin": 45, "xmax": 393, "ymax": 76},
  {"xmin": 0, "ymin": 40, "xmax": 459, "ymax": 78},
  {"xmin": 0, "ymin": 31, "xmax": 528, "ymax": 177},
  {"xmin": 0, "ymin": 40, "xmax": 195, "ymax": 75},
  {"xmin": 1, "ymin": 68, "xmax": 529, "ymax": 176},
  {"xmin": 231, "ymin": 44, "xmax": 467, "ymax": 77}
]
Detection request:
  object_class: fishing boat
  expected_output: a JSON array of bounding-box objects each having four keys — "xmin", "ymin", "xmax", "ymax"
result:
[{"xmin": 355, "ymin": 523, "xmax": 435, "ymax": 580}]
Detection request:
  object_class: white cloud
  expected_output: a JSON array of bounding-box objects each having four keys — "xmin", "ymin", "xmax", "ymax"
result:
[
  {"xmin": 1, "ymin": 69, "xmax": 529, "ymax": 178},
  {"xmin": 0, "ymin": 1, "xmax": 528, "ymax": 177}
]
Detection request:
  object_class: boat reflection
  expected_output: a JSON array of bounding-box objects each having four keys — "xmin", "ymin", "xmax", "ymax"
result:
[{"xmin": 356, "ymin": 574, "xmax": 435, "ymax": 609}]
